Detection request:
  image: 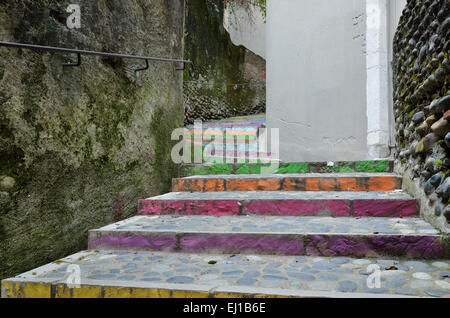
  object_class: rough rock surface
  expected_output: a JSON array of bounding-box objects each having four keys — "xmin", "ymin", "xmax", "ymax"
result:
[
  {"xmin": 393, "ymin": 0, "xmax": 449, "ymax": 232},
  {"xmin": 0, "ymin": 0, "xmax": 185, "ymax": 279}
]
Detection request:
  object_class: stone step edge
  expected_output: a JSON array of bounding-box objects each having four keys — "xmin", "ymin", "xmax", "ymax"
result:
[
  {"xmin": 172, "ymin": 175, "xmax": 402, "ymax": 192},
  {"xmin": 180, "ymin": 160, "xmax": 395, "ymax": 177},
  {"xmin": 1, "ymin": 278, "xmax": 422, "ymax": 298},
  {"xmin": 87, "ymin": 231, "xmax": 447, "ymax": 259},
  {"xmin": 138, "ymin": 197, "xmax": 419, "ymax": 217}
]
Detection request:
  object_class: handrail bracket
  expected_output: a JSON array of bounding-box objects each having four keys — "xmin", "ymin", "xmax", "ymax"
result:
[{"xmin": 63, "ymin": 53, "xmax": 81, "ymax": 67}]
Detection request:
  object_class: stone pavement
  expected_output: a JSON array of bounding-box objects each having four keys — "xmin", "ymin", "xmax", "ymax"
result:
[{"xmin": 180, "ymin": 160, "xmax": 394, "ymax": 177}]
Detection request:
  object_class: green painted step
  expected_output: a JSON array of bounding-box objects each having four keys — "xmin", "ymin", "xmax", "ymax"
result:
[{"xmin": 180, "ymin": 160, "xmax": 395, "ymax": 177}]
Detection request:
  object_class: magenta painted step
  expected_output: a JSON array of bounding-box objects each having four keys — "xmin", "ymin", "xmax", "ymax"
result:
[
  {"xmin": 88, "ymin": 216, "xmax": 447, "ymax": 259},
  {"xmin": 137, "ymin": 191, "xmax": 419, "ymax": 218}
]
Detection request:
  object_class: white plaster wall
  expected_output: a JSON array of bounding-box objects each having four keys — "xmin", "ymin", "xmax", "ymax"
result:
[
  {"xmin": 366, "ymin": 0, "xmax": 390, "ymax": 158},
  {"xmin": 224, "ymin": 3, "xmax": 266, "ymax": 59},
  {"xmin": 266, "ymin": 0, "xmax": 368, "ymax": 162}
]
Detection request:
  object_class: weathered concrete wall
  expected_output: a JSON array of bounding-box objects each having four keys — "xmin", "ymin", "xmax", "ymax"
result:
[
  {"xmin": 184, "ymin": 0, "xmax": 265, "ymax": 125},
  {"xmin": 266, "ymin": 0, "xmax": 409, "ymax": 162},
  {"xmin": 266, "ymin": 0, "xmax": 368, "ymax": 162},
  {"xmin": 392, "ymin": 0, "xmax": 449, "ymax": 233},
  {"xmin": 0, "ymin": 0, "xmax": 185, "ymax": 279}
]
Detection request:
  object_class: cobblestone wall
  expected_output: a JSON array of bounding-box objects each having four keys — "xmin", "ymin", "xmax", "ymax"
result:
[{"xmin": 392, "ymin": 0, "xmax": 449, "ymax": 231}]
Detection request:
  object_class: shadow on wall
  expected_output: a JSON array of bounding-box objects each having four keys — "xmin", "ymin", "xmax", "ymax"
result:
[{"xmin": 184, "ymin": 0, "xmax": 266, "ymax": 125}]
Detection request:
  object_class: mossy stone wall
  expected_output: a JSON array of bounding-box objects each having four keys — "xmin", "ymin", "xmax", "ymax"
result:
[{"xmin": 0, "ymin": 0, "xmax": 185, "ymax": 279}]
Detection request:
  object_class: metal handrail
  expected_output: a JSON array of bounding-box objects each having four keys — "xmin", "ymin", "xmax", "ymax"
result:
[{"xmin": 0, "ymin": 41, "xmax": 194, "ymax": 74}]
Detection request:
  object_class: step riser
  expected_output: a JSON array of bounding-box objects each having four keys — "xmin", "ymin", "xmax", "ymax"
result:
[
  {"xmin": 186, "ymin": 121, "xmax": 265, "ymax": 129},
  {"xmin": 4, "ymin": 280, "xmax": 417, "ymax": 299},
  {"xmin": 201, "ymin": 151, "xmax": 276, "ymax": 159},
  {"xmin": 187, "ymin": 138, "xmax": 260, "ymax": 144},
  {"xmin": 172, "ymin": 176, "xmax": 402, "ymax": 192},
  {"xmin": 187, "ymin": 131, "xmax": 258, "ymax": 137},
  {"xmin": 88, "ymin": 232, "xmax": 446, "ymax": 259},
  {"xmin": 138, "ymin": 199, "xmax": 418, "ymax": 217},
  {"xmin": 181, "ymin": 161, "xmax": 395, "ymax": 177},
  {"xmin": 188, "ymin": 143, "xmax": 260, "ymax": 151},
  {"xmin": 1, "ymin": 281, "xmax": 213, "ymax": 298}
]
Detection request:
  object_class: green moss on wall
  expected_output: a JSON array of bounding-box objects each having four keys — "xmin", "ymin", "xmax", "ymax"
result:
[
  {"xmin": 184, "ymin": 0, "xmax": 265, "ymax": 124},
  {"xmin": 0, "ymin": 0, "xmax": 185, "ymax": 280},
  {"xmin": 150, "ymin": 106, "xmax": 183, "ymax": 193}
]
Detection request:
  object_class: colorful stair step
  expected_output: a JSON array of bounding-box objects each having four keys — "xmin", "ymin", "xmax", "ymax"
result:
[
  {"xmin": 180, "ymin": 160, "xmax": 395, "ymax": 177},
  {"xmin": 172, "ymin": 173, "xmax": 402, "ymax": 193},
  {"xmin": 87, "ymin": 216, "xmax": 446, "ymax": 259},
  {"xmin": 188, "ymin": 143, "xmax": 260, "ymax": 151},
  {"xmin": 138, "ymin": 191, "xmax": 418, "ymax": 217}
]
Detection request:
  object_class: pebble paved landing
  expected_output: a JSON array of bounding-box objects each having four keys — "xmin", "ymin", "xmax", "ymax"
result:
[{"xmin": 3, "ymin": 250, "xmax": 449, "ymax": 298}]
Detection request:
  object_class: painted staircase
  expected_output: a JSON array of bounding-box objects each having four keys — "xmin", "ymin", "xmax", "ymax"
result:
[
  {"xmin": 2, "ymin": 115, "xmax": 449, "ymax": 298},
  {"xmin": 2, "ymin": 160, "xmax": 450, "ymax": 298}
]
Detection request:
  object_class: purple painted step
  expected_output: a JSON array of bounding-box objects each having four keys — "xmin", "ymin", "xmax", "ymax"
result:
[
  {"xmin": 138, "ymin": 191, "xmax": 419, "ymax": 218},
  {"xmin": 88, "ymin": 216, "xmax": 447, "ymax": 259}
]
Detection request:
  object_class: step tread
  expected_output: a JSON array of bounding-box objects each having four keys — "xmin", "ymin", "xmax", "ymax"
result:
[
  {"xmin": 93, "ymin": 215, "xmax": 439, "ymax": 236},
  {"xmin": 146, "ymin": 191, "xmax": 414, "ymax": 201},
  {"xmin": 180, "ymin": 172, "xmax": 402, "ymax": 179},
  {"xmin": 4, "ymin": 250, "xmax": 449, "ymax": 298}
]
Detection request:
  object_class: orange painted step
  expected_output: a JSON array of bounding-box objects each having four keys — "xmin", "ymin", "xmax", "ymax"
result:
[{"xmin": 172, "ymin": 173, "xmax": 403, "ymax": 192}]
